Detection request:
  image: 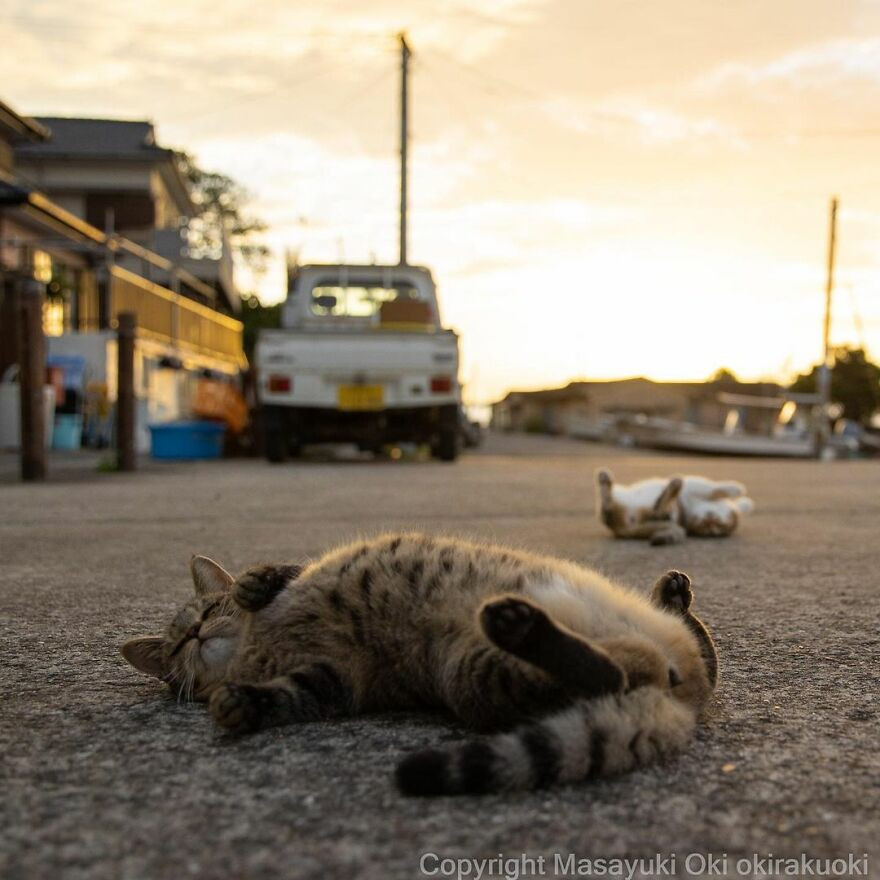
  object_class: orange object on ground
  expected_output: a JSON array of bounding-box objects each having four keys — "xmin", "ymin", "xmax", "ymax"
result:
[{"xmin": 192, "ymin": 379, "xmax": 249, "ymax": 433}]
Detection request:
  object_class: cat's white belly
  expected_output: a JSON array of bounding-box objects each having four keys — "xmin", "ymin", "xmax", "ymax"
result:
[
  {"xmin": 681, "ymin": 495, "xmax": 737, "ymax": 525},
  {"xmin": 524, "ymin": 573, "xmax": 666, "ymax": 643},
  {"xmin": 612, "ymin": 478, "xmax": 669, "ymax": 509}
]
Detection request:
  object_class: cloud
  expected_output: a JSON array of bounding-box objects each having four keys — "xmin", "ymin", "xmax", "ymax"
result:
[
  {"xmin": 698, "ymin": 37, "xmax": 880, "ymax": 91},
  {"xmin": 4, "ymin": 0, "xmax": 546, "ymax": 80},
  {"xmin": 541, "ymin": 95, "xmax": 747, "ymax": 149},
  {"xmin": 415, "ymin": 197, "xmax": 638, "ymax": 277}
]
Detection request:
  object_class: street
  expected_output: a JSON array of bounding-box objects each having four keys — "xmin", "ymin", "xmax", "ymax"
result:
[{"xmin": 2, "ymin": 433, "xmax": 879, "ymax": 879}]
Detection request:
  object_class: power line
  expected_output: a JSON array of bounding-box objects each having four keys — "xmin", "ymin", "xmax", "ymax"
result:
[
  {"xmin": 428, "ymin": 46, "xmax": 542, "ymax": 100},
  {"xmin": 329, "ymin": 66, "xmax": 396, "ymax": 114}
]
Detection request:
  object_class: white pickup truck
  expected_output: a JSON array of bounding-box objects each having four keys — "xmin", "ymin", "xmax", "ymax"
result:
[{"xmin": 255, "ymin": 263, "xmax": 462, "ymax": 462}]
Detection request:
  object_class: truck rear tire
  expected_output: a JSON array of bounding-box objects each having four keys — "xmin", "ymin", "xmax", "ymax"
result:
[
  {"xmin": 262, "ymin": 407, "xmax": 289, "ymax": 463},
  {"xmin": 431, "ymin": 405, "xmax": 461, "ymax": 462},
  {"xmin": 432, "ymin": 425, "xmax": 460, "ymax": 462},
  {"xmin": 265, "ymin": 431, "xmax": 287, "ymax": 463}
]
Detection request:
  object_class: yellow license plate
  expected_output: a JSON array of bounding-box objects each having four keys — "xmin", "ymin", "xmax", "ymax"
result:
[{"xmin": 338, "ymin": 385, "xmax": 385, "ymax": 411}]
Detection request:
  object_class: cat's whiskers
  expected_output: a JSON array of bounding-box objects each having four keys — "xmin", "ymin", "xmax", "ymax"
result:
[{"xmin": 162, "ymin": 665, "xmax": 189, "ymax": 704}]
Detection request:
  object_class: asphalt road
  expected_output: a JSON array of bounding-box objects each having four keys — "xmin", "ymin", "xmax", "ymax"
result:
[{"xmin": 2, "ymin": 434, "xmax": 878, "ymax": 880}]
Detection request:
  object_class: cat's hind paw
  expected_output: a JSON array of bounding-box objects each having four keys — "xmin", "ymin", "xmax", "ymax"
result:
[
  {"xmin": 480, "ymin": 596, "xmax": 548, "ymax": 652},
  {"xmin": 653, "ymin": 570, "xmax": 693, "ymax": 613},
  {"xmin": 209, "ymin": 683, "xmax": 262, "ymax": 733}
]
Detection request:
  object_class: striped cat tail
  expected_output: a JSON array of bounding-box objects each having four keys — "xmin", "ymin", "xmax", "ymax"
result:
[{"xmin": 395, "ymin": 688, "xmax": 696, "ymax": 796}]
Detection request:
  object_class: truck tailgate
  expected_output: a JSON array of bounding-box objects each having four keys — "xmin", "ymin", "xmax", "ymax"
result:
[{"xmin": 257, "ymin": 329, "xmax": 459, "ymax": 409}]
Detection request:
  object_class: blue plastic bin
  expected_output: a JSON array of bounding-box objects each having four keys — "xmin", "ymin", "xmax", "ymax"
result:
[
  {"xmin": 53, "ymin": 414, "xmax": 82, "ymax": 450},
  {"xmin": 149, "ymin": 421, "xmax": 225, "ymax": 460}
]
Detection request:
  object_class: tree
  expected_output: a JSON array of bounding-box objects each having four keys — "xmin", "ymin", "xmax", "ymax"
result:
[
  {"xmin": 239, "ymin": 294, "xmax": 282, "ymax": 359},
  {"xmin": 789, "ymin": 346, "xmax": 880, "ymax": 424},
  {"xmin": 708, "ymin": 367, "xmax": 739, "ymax": 386},
  {"xmin": 176, "ymin": 152, "xmax": 270, "ymax": 273}
]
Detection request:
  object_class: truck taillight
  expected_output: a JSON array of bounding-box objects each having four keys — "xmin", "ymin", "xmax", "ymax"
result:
[
  {"xmin": 430, "ymin": 376, "xmax": 452, "ymax": 393},
  {"xmin": 267, "ymin": 374, "xmax": 292, "ymax": 393}
]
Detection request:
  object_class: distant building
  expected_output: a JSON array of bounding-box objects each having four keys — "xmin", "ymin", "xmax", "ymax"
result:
[
  {"xmin": 491, "ymin": 377, "xmax": 785, "ymax": 437},
  {"xmin": 0, "ymin": 99, "xmax": 245, "ymax": 450},
  {"xmin": 15, "ymin": 117, "xmax": 237, "ymax": 315}
]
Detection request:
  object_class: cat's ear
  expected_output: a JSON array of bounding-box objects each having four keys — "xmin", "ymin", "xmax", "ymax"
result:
[
  {"xmin": 653, "ymin": 476, "xmax": 683, "ymax": 513},
  {"xmin": 121, "ymin": 636, "xmax": 167, "ymax": 679},
  {"xmin": 190, "ymin": 555, "xmax": 234, "ymax": 596}
]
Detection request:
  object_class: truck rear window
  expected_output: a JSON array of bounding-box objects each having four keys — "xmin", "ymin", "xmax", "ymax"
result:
[{"xmin": 310, "ymin": 284, "xmax": 422, "ymax": 318}]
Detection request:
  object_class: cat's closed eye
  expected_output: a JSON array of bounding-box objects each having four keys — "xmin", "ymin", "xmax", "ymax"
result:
[{"xmin": 201, "ymin": 600, "xmax": 222, "ymax": 619}]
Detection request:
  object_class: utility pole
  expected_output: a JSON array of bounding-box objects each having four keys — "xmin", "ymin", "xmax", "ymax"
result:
[
  {"xmin": 398, "ymin": 32, "xmax": 411, "ymax": 266},
  {"xmin": 816, "ymin": 197, "xmax": 837, "ymax": 458}
]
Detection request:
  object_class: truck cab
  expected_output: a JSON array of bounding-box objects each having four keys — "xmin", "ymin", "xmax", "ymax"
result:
[{"xmin": 256, "ymin": 263, "xmax": 461, "ymax": 461}]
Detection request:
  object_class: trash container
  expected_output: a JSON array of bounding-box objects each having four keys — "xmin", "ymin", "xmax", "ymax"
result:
[
  {"xmin": 149, "ymin": 421, "xmax": 225, "ymax": 460},
  {"xmin": 53, "ymin": 413, "xmax": 83, "ymax": 450}
]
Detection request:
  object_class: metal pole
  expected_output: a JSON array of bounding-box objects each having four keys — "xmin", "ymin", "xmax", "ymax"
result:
[
  {"xmin": 815, "ymin": 197, "xmax": 837, "ymax": 458},
  {"xmin": 19, "ymin": 277, "xmax": 47, "ymax": 481},
  {"xmin": 398, "ymin": 32, "xmax": 410, "ymax": 266},
  {"xmin": 116, "ymin": 311, "xmax": 136, "ymax": 471}
]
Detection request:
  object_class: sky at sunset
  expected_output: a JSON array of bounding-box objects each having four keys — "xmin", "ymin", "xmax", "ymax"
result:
[{"xmin": 5, "ymin": 0, "xmax": 880, "ymax": 403}]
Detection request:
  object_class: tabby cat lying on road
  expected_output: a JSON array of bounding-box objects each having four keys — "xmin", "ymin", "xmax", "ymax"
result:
[
  {"xmin": 121, "ymin": 534, "xmax": 718, "ymax": 795},
  {"xmin": 597, "ymin": 468, "xmax": 754, "ymax": 545}
]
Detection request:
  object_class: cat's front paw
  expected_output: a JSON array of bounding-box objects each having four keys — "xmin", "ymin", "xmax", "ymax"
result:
[
  {"xmin": 480, "ymin": 596, "xmax": 547, "ymax": 652},
  {"xmin": 653, "ymin": 570, "xmax": 692, "ymax": 613},
  {"xmin": 209, "ymin": 683, "xmax": 262, "ymax": 733},
  {"xmin": 232, "ymin": 564, "xmax": 300, "ymax": 612}
]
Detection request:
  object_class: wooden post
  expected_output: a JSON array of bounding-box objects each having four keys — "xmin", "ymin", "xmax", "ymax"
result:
[
  {"xmin": 116, "ymin": 312, "xmax": 136, "ymax": 471},
  {"xmin": 0, "ymin": 278, "xmax": 22, "ymax": 378},
  {"xmin": 19, "ymin": 278, "xmax": 46, "ymax": 482}
]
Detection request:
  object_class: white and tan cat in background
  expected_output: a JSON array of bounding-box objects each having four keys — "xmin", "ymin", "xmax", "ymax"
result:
[{"xmin": 596, "ymin": 468, "xmax": 754, "ymax": 545}]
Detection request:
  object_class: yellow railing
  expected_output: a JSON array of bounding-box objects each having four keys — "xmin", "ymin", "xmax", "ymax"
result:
[{"xmin": 110, "ymin": 266, "xmax": 245, "ymax": 366}]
